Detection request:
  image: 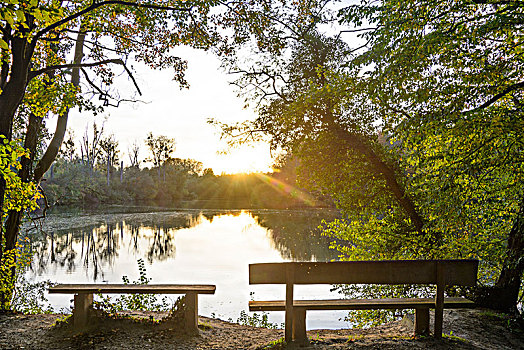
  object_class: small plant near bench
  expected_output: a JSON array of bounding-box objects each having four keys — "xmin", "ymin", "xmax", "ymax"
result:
[
  {"xmin": 236, "ymin": 292, "xmax": 283, "ymax": 329},
  {"xmin": 346, "ymin": 334, "xmax": 365, "ymax": 343},
  {"xmin": 236, "ymin": 309, "xmax": 282, "ymax": 329},
  {"xmin": 52, "ymin": 314, "xmax": 72, "ymax": 327},
  {"xmin": 159, "ymin": 295, "xmax": 188, "ymax": 328},
  {"xmin": 443, "ymin": 331, "xmax": 469, "ymax": 343},
  {"xmin": 262, "ymin": 337, "xmax": 286, "ymax": 349},
  {"xmin": 93, "ymin": 259, "xmax": 171, "ymax": 314},
  {"xmin": 89, "ymin": 261, "xmax": 189, "ymax": 329}
]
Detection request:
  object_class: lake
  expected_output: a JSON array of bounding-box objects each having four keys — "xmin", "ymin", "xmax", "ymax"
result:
[{"xmin": 23, "ymin": 207, "xmax": 352, "ymax": 329}]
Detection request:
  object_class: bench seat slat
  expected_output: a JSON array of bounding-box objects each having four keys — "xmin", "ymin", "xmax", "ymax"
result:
[
  {"xmin": 249, "ymin": 297, "xmax": 474, "ymax": 311},
  {"xmin": 49, "ymin": 284, "xmax": 216, "ymax": 294}
]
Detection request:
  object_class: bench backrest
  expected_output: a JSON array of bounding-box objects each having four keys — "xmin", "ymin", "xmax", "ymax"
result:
[{"xmin": 249, "ymin": 260, "xmax": 478, "ymax": 286}]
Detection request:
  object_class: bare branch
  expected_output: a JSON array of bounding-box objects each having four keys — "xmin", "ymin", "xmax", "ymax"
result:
[
  {"xmin": 81, "ymin": 68, "xmax": 106, "ymax": 96},
  {"xmin": 29, "ymin": 58, "xmax": 142, "ymax": 95}
]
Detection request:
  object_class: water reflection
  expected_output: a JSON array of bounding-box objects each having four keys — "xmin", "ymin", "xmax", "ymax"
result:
[
  {"xmin": 23, "ymin": 209, "xmax": 352, "ymax": 329},
  {"xmin": 254, "ymin": 210, "xmax": 340, "ymax": 261},
  {"xmin": 25, "ymin": 209, "xmax": 340, "ymax": 281}
]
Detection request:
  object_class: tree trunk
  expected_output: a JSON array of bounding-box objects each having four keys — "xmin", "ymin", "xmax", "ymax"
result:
[
  {"xmin": 4, "ymin": 113, "xmax": 43, "ymax": 251},
  {"xmin": 107, "ymin": 153, "xmax": 111, "ymax": 187},
  {"xmin": 33, "ymin": 30, "xmax": 86, "ymax": 183},
  {"xmin": 0, "ymin": 38, "xmax": 32, "ymax": 305},
  {"xmin": 333, "ymin": 126, "xmax": 425, "ymax": 234},
  {"xmin": 475, "ymin": 196, "xmax": 524, "ymax": 313},
  {"xmin": 0, "ymin": 36, "xmax": 32, "ymax": 228},
  {"xmin": 493, "ymin": 196, "xmax": 524, "ymax": 312}
]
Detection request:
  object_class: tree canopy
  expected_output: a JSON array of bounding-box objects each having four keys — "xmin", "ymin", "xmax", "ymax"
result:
[{"xmin": 221, "ymin": 0, "xmax": 524, "ymax": 313}]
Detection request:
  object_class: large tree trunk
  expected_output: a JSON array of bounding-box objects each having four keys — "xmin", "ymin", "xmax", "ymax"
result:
[
  {"xmin": 4, "ymin": 113, "xmax": 43, "ymax": 251},
  {"xmin": 0, "ymin": 36, "xmax": 32, "ymax": 225},
  {"xmin": 475, "ymin": 196, "xmax": 524, "ymax": 313},
  {"xmin": 0, "ymin": 38, "xmax": 32, "ymax": 304},
  {"xmin": 494, "ymin": 196, "xmax": 524, "ymax": 312}
]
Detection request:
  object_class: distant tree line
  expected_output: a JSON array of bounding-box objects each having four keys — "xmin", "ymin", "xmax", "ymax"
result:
[{"xmin": 41, "ymin": 126, "xmax": 332, "ymax": 209}]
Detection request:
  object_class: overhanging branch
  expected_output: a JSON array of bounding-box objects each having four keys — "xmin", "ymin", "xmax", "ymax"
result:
[
  {"xmin": 465, "ymin": 81, "xmax": 524, "ymax": 113},
  {"xmin": 32, "ymin": 0, "xmax": 192, "ymax": 46}
]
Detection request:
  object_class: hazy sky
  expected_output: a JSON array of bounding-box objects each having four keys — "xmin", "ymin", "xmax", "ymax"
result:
[{"xmin": 59, "ymin": 46, "xmax": 273, "ymax": 174}]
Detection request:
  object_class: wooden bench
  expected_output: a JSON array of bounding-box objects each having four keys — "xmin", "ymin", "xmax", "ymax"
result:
[
  {"xmin": 249, "ymin": 260, "xmax": 478, "ymax": 344},
  {"xmin": 49, "ymin": 284, "xmax": 216, "ymax": 332}
]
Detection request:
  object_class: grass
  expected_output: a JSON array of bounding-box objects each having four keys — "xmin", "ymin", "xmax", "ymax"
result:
[
  {"xmin": 443, "ymin": 331, "xmax": 470, "ymax": 343},
  {"xmin": 52, "ymin": 314, "xmax": 72, "ymax": 327},
  {"xmin": 262, "ymin": 338, "xmax": 286, "ymax": 349},
  {"xmin": 309, "ymin": 332, "xmax": 323, "ymax": 343},
  {"xmin": 346, "ymin": 334, "xmax": 365, "ymax": 343},
  {"xmin": 479, "ymin": 310, "xmax": 507, "ymax": 320},
  {"xmin": 198, "ymin": 322, "xmax": 213, "ymax": 330}
]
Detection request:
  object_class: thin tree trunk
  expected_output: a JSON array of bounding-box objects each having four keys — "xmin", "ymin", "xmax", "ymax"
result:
[
  {"xmin": 33, "ymin": 30, "xmax": 86, "ymax": 183},
  {"xmin": 107, "ymin": 153, "xmax": 111, "ymax": 187}
]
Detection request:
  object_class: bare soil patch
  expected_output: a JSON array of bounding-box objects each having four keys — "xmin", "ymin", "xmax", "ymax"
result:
[{"xmin": 0, "ymin": 308, "xmax": 522, "ymax": 349}]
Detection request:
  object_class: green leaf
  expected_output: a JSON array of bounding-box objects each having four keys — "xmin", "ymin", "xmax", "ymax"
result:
[{"xmin": 0, "ymin": 39, "xmax": 8, "ymax": 50}]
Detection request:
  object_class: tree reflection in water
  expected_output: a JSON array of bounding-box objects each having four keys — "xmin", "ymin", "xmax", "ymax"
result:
[
  {"xmin": 23, "ymin": 209, "xmax": 340, "ymax": 281},
  {"xmin": 146, "ymin": 228, "xmax": 175, "ymax": 263},
  {"xmin": 251, "ymin": 210, "xmax": 342, "ymax": 262}
]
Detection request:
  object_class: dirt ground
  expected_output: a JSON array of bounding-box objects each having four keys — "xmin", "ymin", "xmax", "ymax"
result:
[{"xmin": 0, "ymin": 308, "xmax": 523, "ymax": 349}]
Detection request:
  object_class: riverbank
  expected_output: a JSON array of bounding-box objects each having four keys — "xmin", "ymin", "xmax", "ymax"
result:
[{"xmin": 0, "ymin": 308, "xmax": 522, "ymax": 349}]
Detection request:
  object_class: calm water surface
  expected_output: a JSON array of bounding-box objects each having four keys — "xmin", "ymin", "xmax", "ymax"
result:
[{"xmin": 23, "ymin": 208, "xmax": 351, "ymax": 329}]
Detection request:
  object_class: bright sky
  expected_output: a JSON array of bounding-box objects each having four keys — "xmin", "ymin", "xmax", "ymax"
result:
[{"xmin": 60, "ymin": 46, "xmax": 274, "ymax": 175}]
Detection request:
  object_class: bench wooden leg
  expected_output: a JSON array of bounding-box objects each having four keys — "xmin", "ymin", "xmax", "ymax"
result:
[
  {"xmin": 73, "ymin": 293, "xmax": 93, "ymax": 328},
  {"xmin": 415, "ymin": 308, "xmax": 429, "ymax": 336},
  {"xmin": 435, "ymin": 262, "xmax": 445, "ymax": 338},
  {"xmin": 292, "ymin": 308, "xmax": 307, "ymax": 345},
  {"xmin": 184, "ymin": 292, "xmax": 198, "ymax": 334},
  {"xmin": 434, "ymin": 305, "xmax": 444, "ymax": 338}
]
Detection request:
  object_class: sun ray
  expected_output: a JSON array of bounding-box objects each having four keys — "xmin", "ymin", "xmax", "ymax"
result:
[{"xmin": 254, "ymin": 173, "xmax": 317, "ymax": 206}]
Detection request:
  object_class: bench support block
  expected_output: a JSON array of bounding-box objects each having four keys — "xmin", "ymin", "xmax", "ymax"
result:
[
  {"xmin": 73, "ymin": 293, "xmax": 93, "ymax": 328},
  {"xmin": 415, "ymin": 308, "xmax": 430, "ymax": 335},
  {"xmin": 292, "ymin": 308, "xmax": 307, "ymax": 345},
  {"xmin": 184, "ymin": 292, "xmax": 198, "ymax": 334}
]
